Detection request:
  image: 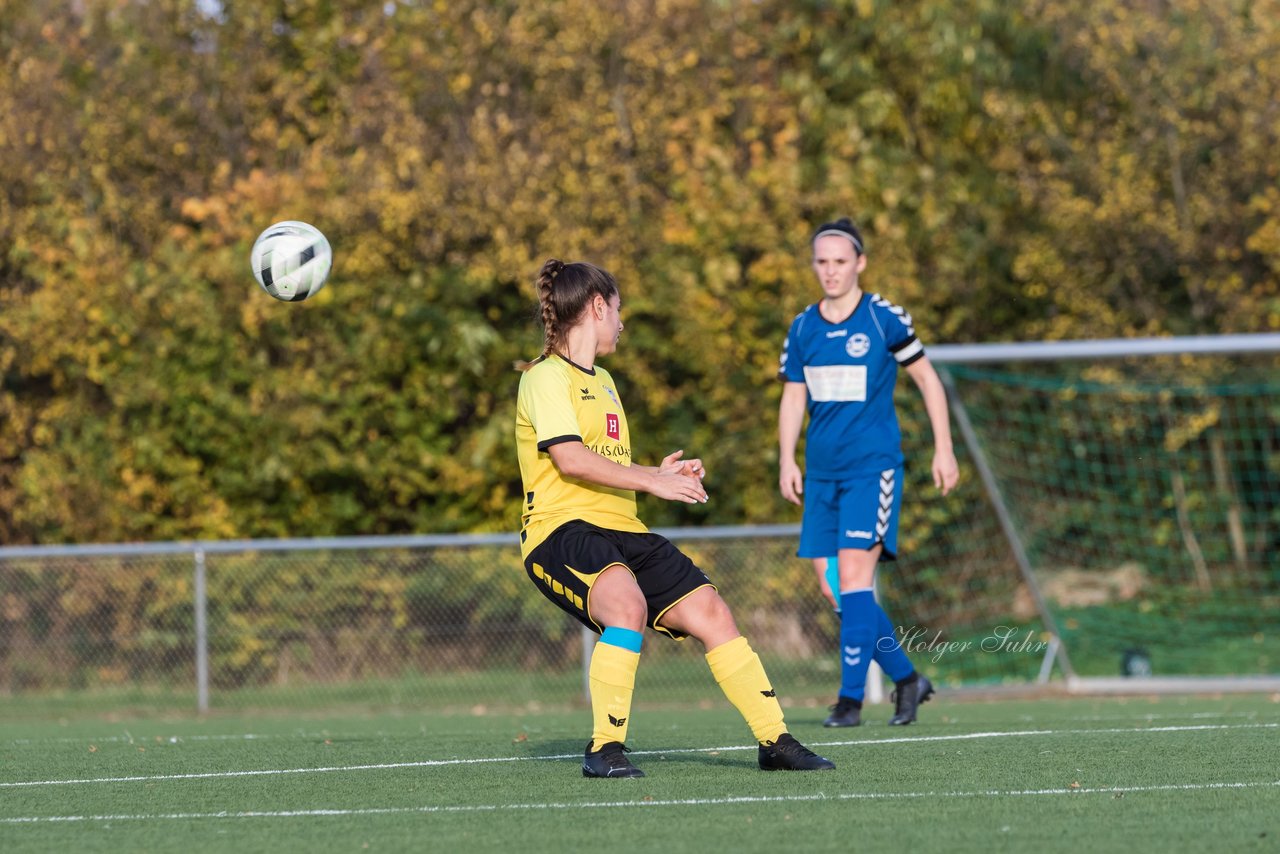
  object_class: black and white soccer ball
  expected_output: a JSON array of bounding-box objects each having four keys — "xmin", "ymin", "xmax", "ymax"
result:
[{"xmin": 250, "ymin": 221, "xmax": 332, "ymax": 302}]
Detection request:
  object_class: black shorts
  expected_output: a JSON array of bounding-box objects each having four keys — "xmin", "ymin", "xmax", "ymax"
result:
[{"xmin": 523, "ymin": 520, "xmax": 716, "ymax": 640}]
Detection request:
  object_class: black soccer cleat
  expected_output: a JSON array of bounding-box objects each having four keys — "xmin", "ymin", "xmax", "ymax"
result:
[
  {"xmin": 888, "ymin": 675, "xmax": 935, "ymax": 726},
  {"xmin": 758, "ymin": 733, "xmax": 836, "ymax": 771},
  {"xmin": 823, "ymin": 696, "xmax": 863, "ymax": 728},
  {"xmin": 582, "ymin": 741, "xmax": 645, "ymax": 778}
]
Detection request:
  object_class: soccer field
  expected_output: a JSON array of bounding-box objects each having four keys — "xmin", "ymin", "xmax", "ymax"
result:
[{"xmin": 2, "ymin": 694, "xmax": 1276, "ymax": 853}]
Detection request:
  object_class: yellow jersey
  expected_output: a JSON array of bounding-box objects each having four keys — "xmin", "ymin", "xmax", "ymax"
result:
[{"xmin": 515, "ymin": 355, "xmax": 648, "ymax": 558}]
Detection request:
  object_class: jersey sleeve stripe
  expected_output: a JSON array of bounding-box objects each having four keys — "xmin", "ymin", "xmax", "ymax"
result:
[
  {"xmin": 872, "ymin": 295, "xmax": 915, "ymax": 329},
  {"xmin": 537, "ymin": 434, "xmax": 581, "ymax": 451},
  {"xmin": 892, "ymin": 338, "xmax": 925, "ymax": 364}
]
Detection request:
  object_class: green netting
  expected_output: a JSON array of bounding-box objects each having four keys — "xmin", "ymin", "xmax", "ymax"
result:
[{"xmin": 940, "ymin": 354, "xmax": 1280, "ymax": 679}]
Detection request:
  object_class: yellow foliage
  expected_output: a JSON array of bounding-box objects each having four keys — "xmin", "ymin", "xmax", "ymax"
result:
[{"xmin": 0, "ymin": 0, "xmax": 1275, "ymax": 545}]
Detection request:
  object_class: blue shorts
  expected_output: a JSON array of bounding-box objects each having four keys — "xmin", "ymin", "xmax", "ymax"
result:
[{"xmin": 798, "ymin": 467, "xmax": 903, "ymax": 561}]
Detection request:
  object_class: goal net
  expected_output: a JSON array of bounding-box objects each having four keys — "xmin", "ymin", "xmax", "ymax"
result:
[{"xmin": 882, "ymin": 336, "xmax": 1280, "ymax": 691}]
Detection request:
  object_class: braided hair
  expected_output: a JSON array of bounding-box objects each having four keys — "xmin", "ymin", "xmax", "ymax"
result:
[{"xmin": 530, "ymin": 258, "xmax": 620, "ymax": 362}]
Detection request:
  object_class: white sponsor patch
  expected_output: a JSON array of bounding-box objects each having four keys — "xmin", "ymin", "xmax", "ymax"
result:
[{"xmin": 804, "ymin": 365, "xmax": 867, "ymax": 402}]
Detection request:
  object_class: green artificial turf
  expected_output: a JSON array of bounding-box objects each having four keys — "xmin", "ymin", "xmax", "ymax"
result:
[{"xmin": 1, "ymin": 694, "xmax": 1276, "ymax": 853}]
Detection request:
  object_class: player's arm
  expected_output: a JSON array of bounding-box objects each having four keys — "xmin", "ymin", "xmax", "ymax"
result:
[
  {"xmin": 903, "ymin": 356, "xmax": 959, "ymax": 495},
  {"xmin": 778, "ymin": 381, "xmax": 808, "ymax": 505},
  {"xmin": 547, "ymin": 442, "xmax": 708, "ymax": 504}
]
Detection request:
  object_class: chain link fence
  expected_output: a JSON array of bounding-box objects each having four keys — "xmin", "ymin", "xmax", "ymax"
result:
[{"xmin": 0, "ymin": 518, "xmax": 1041, "ymax": 720}]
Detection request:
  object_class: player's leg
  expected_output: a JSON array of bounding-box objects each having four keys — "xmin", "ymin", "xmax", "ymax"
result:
[
  {"xmin": 799, "ymin": 477, "xmax": 867, "ymax": 726},
  {"xmin": 820, "ymin": 553, "xmax": 913, "ymax": 682},
  {"xmin": 829, "ymin": 544, "xmax": 881, "ymax": 726},
  {"xmin": 662, "ymin": 587, "xmax": 784, "ymax": 742},
  {"xmin": 524, "ymin": 522, "xmax": 646, "ymax": 777},
  {"xmin": 816, "ymin": 555, "xmax": 840, "ymax": 611},
  {"xmin": 865, "ymin": 573, "xmax": 930, "ymax": 722},
  {"xmin": 586, "ymin": 565, "xmax": 647, "ymax": 761},
  {"xmin": 851, "ymin": 467, "xmax": 934, "ymax": 725},
  {"xmin": 636, "ymin": 540, "xmax": 834, "ymax": 771}
]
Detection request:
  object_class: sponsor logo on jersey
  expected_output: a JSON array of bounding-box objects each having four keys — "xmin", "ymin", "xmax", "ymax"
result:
[
  {"xmin": 846, "ymin": 332, "xmax": 870, "ymax": 358},
  {"xmin": 826, "ymin": 329, "xmax": 848, "ymax": 338},
  {"xmin": 606, "ymin": 413, "xmax": 620, "ymax": 440},
  {"xmin": 579, "ymin": 387, "xmax": 597, "ymax": 400}
]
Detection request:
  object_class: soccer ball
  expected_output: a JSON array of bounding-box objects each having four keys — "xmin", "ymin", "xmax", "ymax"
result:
[{"xmin": 250, "ymin": 221, "xmax": 333, "ymax": 301}]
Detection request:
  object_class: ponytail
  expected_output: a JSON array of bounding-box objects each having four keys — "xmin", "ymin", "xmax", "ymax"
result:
[{"xmin": 519, "ymin": 258, "xmax": 619, "ymax": 369}]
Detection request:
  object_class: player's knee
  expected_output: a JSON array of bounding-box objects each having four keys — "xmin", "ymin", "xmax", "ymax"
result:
[
  {"xmin": 687, "ymin": 591, "xmax": 738, "ymax": 638},
  {"xmin": 592, "ymin": 590, "xmax": 648, "ymax": 632},
  {"xmin": 617, "ymin": 596, "xmax": 648, "ymax": 630}
]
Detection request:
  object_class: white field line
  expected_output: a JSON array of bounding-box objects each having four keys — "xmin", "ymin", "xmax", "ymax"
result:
[
  {"xmin": 7, "ymin": 710, "xmax": 1265, "ymax": 746},
  {"xmin": 11, "ymin": 733, "xmax": 326, "ymax": 746},
  {"xmin": 2, "ymin": 780, "xmax": 1279, "ymax": 825},
  {"xmin": 0, "ymin": 722, "xmax": 1274, "ymax": 790}
]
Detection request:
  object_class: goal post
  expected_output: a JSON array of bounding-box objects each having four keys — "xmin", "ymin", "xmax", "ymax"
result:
[{"xmin": 922, "ymin": 333, "xmax": 1280, "ymax": 694}]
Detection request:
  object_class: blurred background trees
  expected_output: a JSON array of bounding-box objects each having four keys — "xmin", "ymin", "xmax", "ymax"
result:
[{"xmin": 1, "ymin": 0, "xmax": 1276, "ymax": 544}]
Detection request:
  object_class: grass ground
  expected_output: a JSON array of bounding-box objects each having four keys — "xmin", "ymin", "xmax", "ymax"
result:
[{"xmin": 1, "ymin": 692, "xmax": 1277, "ymax": 853}]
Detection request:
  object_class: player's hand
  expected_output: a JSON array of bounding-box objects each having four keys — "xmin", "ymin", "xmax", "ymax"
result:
[
  {"xmin": 779, "ymin": 459, "xmax": 804, "ymax": 505},
  {"xmin": 660, "ymin": 449, "xmax": 706, "ymax": 480},
  {"xmin": 648, "ymin": 467, "xmax": 708, "ymax": 504},
  {"xmin": 652, "ymin": 451, "xmax": 708, "ymax": 504},
  {"xmin": 933, "ymin": 449, "xmax": 959, "ymax": 496}
]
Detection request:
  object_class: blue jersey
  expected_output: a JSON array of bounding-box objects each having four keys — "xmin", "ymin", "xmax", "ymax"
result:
[{"xmin": 778, "ymin": 293, "xmax": 925, "ymax": 479}]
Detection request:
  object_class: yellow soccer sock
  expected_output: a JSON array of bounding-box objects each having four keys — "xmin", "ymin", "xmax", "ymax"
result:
[
  {"xmin": 589, "ymin": 631, "xmax": 642, "ymax": 752},
  {"xmin": 705, "ymin": 636, "xmax": 787, "ymax": 745}
]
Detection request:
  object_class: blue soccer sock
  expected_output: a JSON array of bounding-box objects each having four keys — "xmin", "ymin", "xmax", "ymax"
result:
[
  {"xmin": 871, "ymin": 601, "xmax": 916, "ymax": 683},
  {"xmin": 838, "ymin": 589, "xmax": 878, "ymax": 701}
]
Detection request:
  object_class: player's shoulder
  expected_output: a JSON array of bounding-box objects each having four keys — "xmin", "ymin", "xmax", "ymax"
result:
[
  {"xmin": 594, "ymin": 366, "xmax": 625, "ymax": 402},
  {"xmin": 520, "ymin": 355, "xmax": 569, "ymax": 390},
  {"xmin": 532, "ymin": 355, "xmax": 574, "ymax": 375},
  {"xmin": 867, "ymin": 293, "xmax": 915, "ymax": 329},
  {"xmin": 788, "ymin": 302, "xmax": 823, "ymax": 335}
]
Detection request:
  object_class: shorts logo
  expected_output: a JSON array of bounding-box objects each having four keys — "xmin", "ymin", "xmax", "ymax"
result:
[
  {"xmin": 846, "ymin": 529, "xmax": 873, "ymax": 539},
  {"xmin": 846, "ymin": 333, "xmax": 870, "ymax": 358},
  {"xmin": 606, "ymin": 413, "xmax": 620, "ymax": 440}
]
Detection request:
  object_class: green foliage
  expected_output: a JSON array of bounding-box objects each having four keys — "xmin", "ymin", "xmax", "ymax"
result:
[{"xmin": 1, "ymin": 0, "xmax": 1277, "ymax": 544}]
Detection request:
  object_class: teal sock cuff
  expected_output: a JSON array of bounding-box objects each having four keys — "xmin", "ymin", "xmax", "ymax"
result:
[{"xmin": 600, "ymin": 626, "xmax": 644, "ymax": 653}]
